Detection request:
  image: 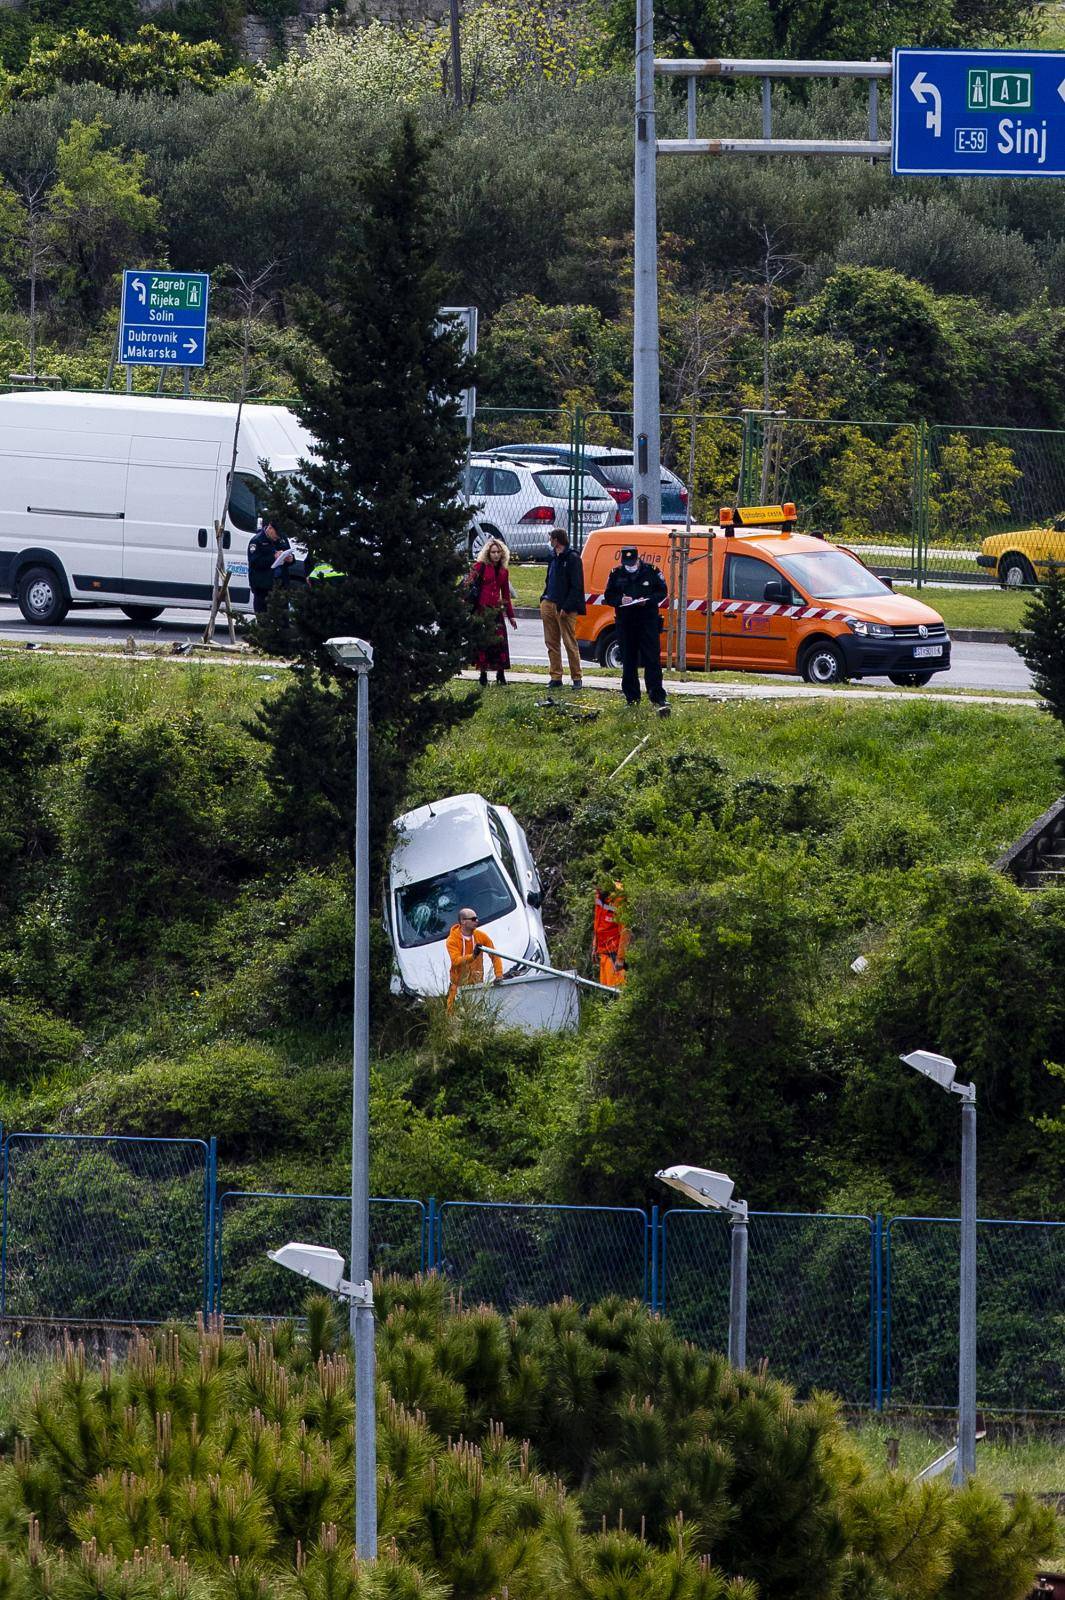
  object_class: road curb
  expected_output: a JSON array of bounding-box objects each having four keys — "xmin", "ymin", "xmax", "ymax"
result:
[{"xmin": 951, "ymin": 627, "xmax": 1025, "ymax": 645}]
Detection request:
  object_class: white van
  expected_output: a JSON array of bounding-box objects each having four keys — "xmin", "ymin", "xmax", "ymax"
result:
[{"xmin": 0, "ymin": 391, "xmax": 316, "ymax": 624}]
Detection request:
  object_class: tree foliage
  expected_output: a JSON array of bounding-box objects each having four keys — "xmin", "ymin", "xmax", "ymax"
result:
[
  {"xmin": 0, "ymin": 1288, "xmax": 1052, "ymax": 1600},
  {"xmin": 1017, "ymin": 562, "xmax": 1065, "ymax": 775},
  {"xmin": 252, "ymin": 118, "xmax": 479, "ymax": 867}
]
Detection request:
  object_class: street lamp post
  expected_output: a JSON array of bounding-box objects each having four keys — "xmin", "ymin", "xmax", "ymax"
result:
[
  {"xmin": 900, "ymin": 1049, "xmax": 977, "ymax": 1484},
  {"xmin": 328, "ymin": 635, "xmax": 377, "ymax": 1557},
  {"xmin": 656, "ymin": 1163, "xmax": 749, "ymax": 1369}
]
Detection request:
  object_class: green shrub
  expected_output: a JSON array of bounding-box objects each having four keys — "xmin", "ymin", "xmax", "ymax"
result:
[
  {"xmin": 62, "ymin": 712, "xmax": 266, "ymax": 1002},
  {"xmin": 70, "ymin": 1040, "xmax": 316, "ymax": 1153},
  {"xmin": 0, "ymin": 998, "xmax": 82, "ymax": 1085}
]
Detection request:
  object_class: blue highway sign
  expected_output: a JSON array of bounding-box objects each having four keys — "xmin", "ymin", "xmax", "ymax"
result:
[
  {"xmin": 120, "ymin": 270, "xmax": 210, "ymax": 367},
  {"xmin": 893, "ymin": 48, "xmax": 1065, "ymax": 177}
]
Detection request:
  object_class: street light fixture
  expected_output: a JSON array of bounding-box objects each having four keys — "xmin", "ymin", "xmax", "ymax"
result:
[
  {"xmin": 269, "ymin": 1242, "xmax": 374, "ymax": 1305},
  {"xmin": 657, "ymin": 1163, "xmax": 748, "ymax": 1369},
  {"xmin": 900, "ymin": 1049, "xmax": 977, "ymax": 1485}
]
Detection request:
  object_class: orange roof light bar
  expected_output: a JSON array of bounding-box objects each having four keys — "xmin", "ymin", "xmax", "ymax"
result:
[
  {"xmin": 718, "ymin": 507, "xmax": 734, "ymax": 525},
  {"xmin": 733, "ymin": 503, "xmax": 797, "ymax": 527}
]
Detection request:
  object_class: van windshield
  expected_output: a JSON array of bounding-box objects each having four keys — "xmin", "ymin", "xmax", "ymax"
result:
[
  {"xmin": 778, "ymin": 550, "xmax": 891, "ymax": 599},
  {"xmin": 394, "ymin": 857, "xmax": 515, "ymax": 948}
]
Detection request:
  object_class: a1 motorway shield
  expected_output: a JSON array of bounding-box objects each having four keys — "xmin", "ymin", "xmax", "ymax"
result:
[
  {"xmin": 893, "ymin": 48, "xmax": 1065, "ymax": 177},
  {"xmin": 120, "ymin": 270, "xmax": 210, "ymax": 366}
]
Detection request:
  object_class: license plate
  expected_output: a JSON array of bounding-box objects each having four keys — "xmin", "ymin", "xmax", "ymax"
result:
[{"xmin": 913, "ymin": 644, "xmax": 943, "ymax": 658}]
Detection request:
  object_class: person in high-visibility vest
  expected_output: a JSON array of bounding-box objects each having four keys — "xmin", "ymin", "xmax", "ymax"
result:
[
  {"xmin": 307, "ymin": 561, "xmax": 344, "ymax": 585},
  {"xmin": 593, "ymin": 883, "xmax": 630, "ymax": 988},
  {"xmin": 445, "ymin": 907, "xmax": 503, "ymax": 1009}
]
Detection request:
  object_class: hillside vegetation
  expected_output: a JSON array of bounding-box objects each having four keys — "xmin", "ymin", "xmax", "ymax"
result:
[{"xmin": 0, "ymin": 654, "xmax": 1063, "ymax": 1222}]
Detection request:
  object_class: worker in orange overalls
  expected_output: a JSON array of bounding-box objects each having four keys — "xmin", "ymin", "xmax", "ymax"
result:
[
  {"xmin": 593, "ymin": 882, "xmax": 630, "ymax": 988},
  {"xmin": 446, "ymin": 907, "xmax": 504, "ymax": 1009}
]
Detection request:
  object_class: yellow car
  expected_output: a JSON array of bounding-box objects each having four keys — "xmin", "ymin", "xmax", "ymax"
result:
[{"xmin": 976, "ymin": 521, "xmax": 1065, "ymax": 586}]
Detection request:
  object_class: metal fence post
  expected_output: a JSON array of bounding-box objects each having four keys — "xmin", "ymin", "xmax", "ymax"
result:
[
  {"xmin": 649, "ymin": 1203, "xmax": 659, "ymax": 1310},
  {"xmin": 426, "ymin": 1196, "xmax": 437, "ymax": 1272},
  {"xmin": 206, "ymin": 1136, "xmax": 218, "ymax": 1315},
  {"xmin": 915, "ymin": 421, "xmax": 929, "ymax": 588},
  {"xmin": 869, "ymin": 1209, "xmax": 876, "ymax": 1414}
]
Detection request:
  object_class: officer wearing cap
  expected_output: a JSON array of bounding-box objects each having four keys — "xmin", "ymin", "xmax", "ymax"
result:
[{"xmin": 604, "ymin": 545, "xmax": 670, "ymax": 714}]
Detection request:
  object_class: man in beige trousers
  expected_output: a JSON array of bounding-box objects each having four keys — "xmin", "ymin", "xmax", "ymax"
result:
[{"xmin": 539, "ymin": 529, "xmax": 586, "ymax": 689}]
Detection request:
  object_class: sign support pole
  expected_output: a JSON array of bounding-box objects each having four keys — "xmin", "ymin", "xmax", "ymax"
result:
[{"xmin": 633, "ymin": 0, "xmax": 662, "ymax": 525}]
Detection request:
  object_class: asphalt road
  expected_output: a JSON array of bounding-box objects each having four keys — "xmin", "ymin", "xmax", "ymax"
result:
[{"xmin": 0, "ymin": 605, "xmax": 1036, "ymax": 694}]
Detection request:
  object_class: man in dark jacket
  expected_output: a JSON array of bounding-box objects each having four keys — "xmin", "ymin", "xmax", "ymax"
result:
[
  {"xmin": 247, "ymin": 517, "xmax": 296, "ymax": 615},
  {"xmin": 604, "ymin": 544, "xmax": 670, "ymax": 714},
  {"xmin": 539, "ymin": 529, "xmax": 586, "ymax": 689}
]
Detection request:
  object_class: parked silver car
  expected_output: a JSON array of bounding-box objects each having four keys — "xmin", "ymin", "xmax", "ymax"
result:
[{"xmin": 465, "ymin": 453, "xmax": 617, "ymax": 558}]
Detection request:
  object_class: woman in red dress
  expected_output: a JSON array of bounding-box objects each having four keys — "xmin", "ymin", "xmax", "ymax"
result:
[{"xmin": 468, "ymin": 538, "xmax": 517, "ymax": 686}]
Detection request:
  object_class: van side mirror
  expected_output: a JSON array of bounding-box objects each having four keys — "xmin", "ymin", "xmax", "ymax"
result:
[
  {"xmin": 763, "ymin": 579, "xmax": 792, "ymax": 604},
  {"xmin": 882, "ymin": 575, "xmax": 895, "ymax": 590},
  {"xmin": 527, "ymin": 890, "xmax": 543, "ymax": 909}
]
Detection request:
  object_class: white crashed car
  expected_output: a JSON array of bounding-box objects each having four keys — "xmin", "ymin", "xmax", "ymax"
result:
[{"xmin": 387, "ymin": 793, "xmax": 547, "ymax": 997}]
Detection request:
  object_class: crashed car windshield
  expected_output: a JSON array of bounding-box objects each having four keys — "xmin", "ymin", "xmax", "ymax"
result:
[{"xmin": 395, "ymin": 857, "xmax": 516, "ymax": 948}]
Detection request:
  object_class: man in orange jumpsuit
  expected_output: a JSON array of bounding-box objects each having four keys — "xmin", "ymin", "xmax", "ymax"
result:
[
  {"xmin": 593, "ymin": 883, "xmax": 630, "ymax": 988},
  {"xmin": 446, "ymin": 907, "xmax": 504, "ymax": 1008}
]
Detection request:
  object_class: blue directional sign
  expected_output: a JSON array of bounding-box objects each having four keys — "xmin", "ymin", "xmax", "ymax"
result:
[
  {"xmin": 120, "ymin": 270, "xmax": 210, "ymax": 367},
  {"xmin": 893, "ymin": 48, "xmax": 1065, "ymax": 177}
]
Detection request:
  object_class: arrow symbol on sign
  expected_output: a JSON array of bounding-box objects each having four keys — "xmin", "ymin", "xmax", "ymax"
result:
[
  {"xmin": 1058, "ymin": 78, "xmax": 1065, "ymax": 104},
  {"xmin": 131, "ymin": 276, "xmax": 146, "ymax": 305},
  {"xmin": 911, "ymin": 70, "xmax": 942, "ymax": 138},
  {"xmin": 183, "ymin": 338, "xmax": 198, "ymax": 354}
]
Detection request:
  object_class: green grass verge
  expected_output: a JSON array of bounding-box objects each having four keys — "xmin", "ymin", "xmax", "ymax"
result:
[{"xmin": 418, "ymin": 685, "xmax": 1057, "ymax": 866}]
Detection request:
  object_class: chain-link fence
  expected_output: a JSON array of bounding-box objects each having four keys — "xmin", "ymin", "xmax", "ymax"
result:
[
  {"xmin": 216, "ymin": 1191, "xmax": 426, "ymax": 1320},
  {"xmin": 0, "ymin": 1133, "xmax": 211, "ymax": 1322},
  {"xmin": 886, "ymin": 1217, "xmax": 1065, "ymax": 1413},
  {"xmin": 662, "ymin": 1210, "xmax": 876, "ymax": 1404},
  {"xmin": 922, "ymin": 423, "xmax": 1065, "ymax": 586},
  {"xmin": 436, "ymin": 1201, "xmax": 649, "ymax": 1311},
  {"xmin": 8, "ymin": 1127, "xmax": 1065, "ymax": 1413}
]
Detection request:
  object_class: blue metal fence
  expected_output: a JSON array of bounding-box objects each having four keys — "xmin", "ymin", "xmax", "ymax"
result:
[{"xmin": 2, "ymin": 1128, "xmax": 1064, "ymax": 1411}]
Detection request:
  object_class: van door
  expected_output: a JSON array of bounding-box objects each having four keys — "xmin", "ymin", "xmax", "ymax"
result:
[
  {"xmin": 717, "ymin": 551, "xmax": 798, "ymax": 671},
  {"xmin": 122, "ymin": 436, "xmax": 220, "ymax": 607},
  {"xmin": 222, "ymin": 470, "xmax": 269, "ymax": 608}
]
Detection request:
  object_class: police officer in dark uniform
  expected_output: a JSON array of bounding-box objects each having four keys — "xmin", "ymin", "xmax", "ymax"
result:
[
  {"xmin": 247, "ymin": 517, "xmax": 296, "ymax": 615},
  {"xmin": 604, "ymin": 544, "xmax": 670, "ymax": 714}
]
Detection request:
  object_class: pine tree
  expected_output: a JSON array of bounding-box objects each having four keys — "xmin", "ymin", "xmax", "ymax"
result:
[
  {"xmin": 1016, "ymin": 563, "xmax": 1065, "ymax": 781},
  {"xmin": 253, "ymin": 117, "xmax": 478, "ymax": 866}
]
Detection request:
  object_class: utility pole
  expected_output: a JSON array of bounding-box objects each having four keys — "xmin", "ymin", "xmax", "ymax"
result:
[{"xmin": 633, "ymin": 0, "xmax": 662, "ymax": 524}]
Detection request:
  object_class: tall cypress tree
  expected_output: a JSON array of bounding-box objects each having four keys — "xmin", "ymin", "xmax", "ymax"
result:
[
  {"xmin": 1016, "ymin": 564, "xmax": 1065, "ymax": 781},
  {"xmin": 253, "ymin": 118, "xmax": 478, "ymax": 865}
]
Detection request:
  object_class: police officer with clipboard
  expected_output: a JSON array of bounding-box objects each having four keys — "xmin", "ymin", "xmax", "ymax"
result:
[{"xmin": 604, "ymin": 545, "xmax": 670, "ymax": 715}]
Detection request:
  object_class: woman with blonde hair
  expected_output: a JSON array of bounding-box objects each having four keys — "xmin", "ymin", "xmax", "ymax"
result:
[{"xmin": 467, "ymin": 536, "xmax": 517, "ymax": 686}]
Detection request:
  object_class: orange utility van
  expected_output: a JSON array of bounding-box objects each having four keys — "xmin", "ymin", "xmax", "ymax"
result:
[{"xmin": 575, "ymin": 505, "xmax": 951, "ymax": 686}]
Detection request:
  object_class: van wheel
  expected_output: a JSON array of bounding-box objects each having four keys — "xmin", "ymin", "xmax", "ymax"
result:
[
  {"xmin": 120, "ymin": 605, "xmax": 164, "ymax": 624},
  {"xmin": 800, "ymin": 640, "xmax": 847, "ymax": 685},
  {"xmin": 889, "ymin": 671, "xmax": 933, "ymax": 687},
  {"xmin": 1000, "ymin": 553, "xmax": 1036, "ymax": 587},
  {"xmin": 597, "ymin": 629, "xmax": 623, "ymax": 670},
  {"xmin": 17, "ymin": 566, "xmax": 69, "ymax": 626}
]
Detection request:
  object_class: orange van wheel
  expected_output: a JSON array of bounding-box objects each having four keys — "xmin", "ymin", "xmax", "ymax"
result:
[
  {"xmin": 799, "ymin": 639, "xmax": 848, "ymax": 685},
  {"xmin": 596, "ymin": 628, "xmax": 623, "ymax": 670}
]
